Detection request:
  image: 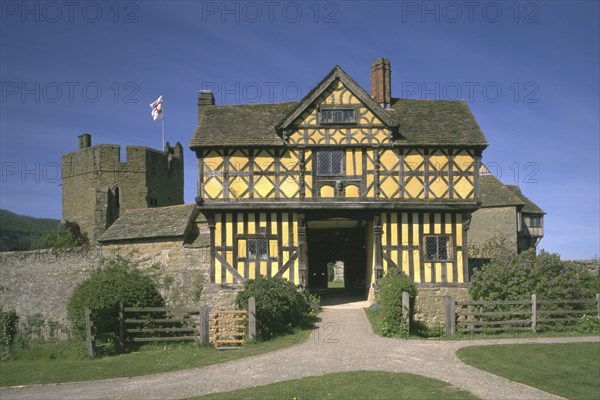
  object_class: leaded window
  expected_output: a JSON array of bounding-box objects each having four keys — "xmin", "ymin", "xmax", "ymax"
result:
[
  {"xmin": 424, "ymin": 235, "xmax": 452, "ymax": 261},
  {"xmin": 321, "ymin": 108, "xmax": 355, "ymax": 124},
  {"xmin": 317, "ymin": 149, "xmax": 345, "ymax": 176},
  {"xmin": 247, "ymin": 238, "xmax": 269, "ymax": 261},
  {"xmin": 529, "ymin": 216, "xmax": 542, "ymax": 228}
]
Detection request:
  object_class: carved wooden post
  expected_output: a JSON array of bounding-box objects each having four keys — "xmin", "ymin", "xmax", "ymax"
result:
[
  {"xmin": 84, "ymin": 307, "xmax": 95, "ymax": 357},
  {"xmin": 297, "ymin": 214, "xmax": 308, "ymax": 288},
  {"xmin": 200, "ymin": 305, "xmax": 210, "ymax": 345},
  {"xmin": 118, "ymin": 301, "xmax": 125, "ymax": 350},
  {"xmin": 299, "ymin": 148, "xmax": 306, "ymax": 200},
  {"xmin": 531, "ymin": 293, "xmax": 537, "ymax": 334},
  {"xmin": 462, "ymin": 211, "xmax": 471, "ymax": 283},
  {"xmin": 248, "ymin": 296, "xmax": 256, "ymax": 341},
  {"xmin": 444, "ymin": 296, "xmax": 455, "ymax": 336},
  {"xmin": 373, "ymin": 216, "xmax": 383, "ymax": 286},
  {"xmin": 401, "ymin": 291, "xmax": 410, "ymax": 329}
]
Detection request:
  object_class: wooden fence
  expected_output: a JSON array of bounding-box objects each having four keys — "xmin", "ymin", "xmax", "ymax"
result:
[
  {"xmin": 85, "ymin": 297, "xmax": 256, "ymax": 356},
  {"xmin": 444, "ymin": 293, "xmax": 600, "ymax": 336}
]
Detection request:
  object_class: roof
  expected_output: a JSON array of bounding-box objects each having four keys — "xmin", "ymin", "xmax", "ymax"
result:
[
  {"xmin": 478, "ymin": 175, "xmax": 524, "ymax": 208},
  {"xmin": 190, "ymin": 102, "xmax": 296, "ymax": 148},
  {"xmin": 506, "ymin": 185, "xmax": 545, "ymax": 214},
  {"xmin": 99, "ymin": 204, "xmax": 199, "ymax": 242},
  {"xmin": 190, "ymin": 65, "xmax": 488, "ymax": 149},
  {"xmin": 389, "ymin": 98, "xmax": 488, "ymax": 146}
]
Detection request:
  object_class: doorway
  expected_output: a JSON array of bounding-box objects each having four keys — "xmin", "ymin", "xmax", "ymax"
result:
[{"xmin": 307, "ymin": 221, "xmax": 367, "ymax": 294}]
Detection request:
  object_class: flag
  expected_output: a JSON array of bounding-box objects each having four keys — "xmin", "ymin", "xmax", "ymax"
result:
[{"xmin": 150, "ymin": 95, "xmax": 163, "ymax": 121}]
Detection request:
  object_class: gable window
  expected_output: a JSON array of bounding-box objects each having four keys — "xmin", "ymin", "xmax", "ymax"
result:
[
  {"xmin": 529, "ymin": 216, "xmax": 542, "ymax": 228},
  {"xmin": 424, "ymin": 235, "xmax": 452, "ymax": 262},
  {"xmin": 320, "ymin": 108, "xmax": 356, "ymax": 124},
  {"xmin": 317, "ymin": 149, "xmax": 345, "ymax": 176},
  {"xmin": 247, "ymin": 238, "xmax": 269, "ymax": 261}
]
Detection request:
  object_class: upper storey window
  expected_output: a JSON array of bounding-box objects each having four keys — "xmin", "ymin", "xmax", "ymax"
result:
[
  {"xmin": 320, "ymin": 108, "xmax": 356, "ymax": 124},
  {"xmin": 317, "ymin": 149, "xmax": 345, "ymax": 176}
]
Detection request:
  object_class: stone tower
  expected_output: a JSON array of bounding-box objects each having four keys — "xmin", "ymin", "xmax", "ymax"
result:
[{"xmin": 62, "ymin": 134, "xmax": 184, "ymax": 241}]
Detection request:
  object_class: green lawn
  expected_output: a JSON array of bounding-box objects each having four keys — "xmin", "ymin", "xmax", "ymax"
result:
[
  {"xmin": 457, "ymin": 342, "xmax": 600, "ymax": 400},
  {"xmin": 0, "ymin": 328, "xmax": 311, "ymax": 387},
  {"xmin": 194, "ymin": 371, "xmax": 480, "ymax": 400}
]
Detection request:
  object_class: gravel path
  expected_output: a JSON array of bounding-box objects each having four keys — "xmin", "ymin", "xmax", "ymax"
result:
[{"xmin": 2, "ymin": 301, "xmax": 598, "ymax": 400}]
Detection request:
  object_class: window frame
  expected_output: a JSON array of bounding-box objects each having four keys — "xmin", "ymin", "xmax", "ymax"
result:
[
  {"xmin": 316, "ymin": 149, "xmax": 346, "ymax": 177},
  {"xmin": 246, "ymin": 238, "xmax": 269, "ymax": 262},
  {"xmin": 423, "ymin": 234, "xmax": 453, "ymax": 262},
  {"xmin": 319, "ymin": 106, "xmax": 357, "ymax": 125}
]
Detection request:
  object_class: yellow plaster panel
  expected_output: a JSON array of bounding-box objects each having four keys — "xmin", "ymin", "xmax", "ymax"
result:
[
  {"xmin": 229, "ymin": 178, "xmax": 249, "ymax": 199},
  {"xmin": 380, "ymin": 177, "xmax": 398, "ymax": 199},
  {"xmin": 390, "ymin": 213, "xmax": 398, "ymax": 246},
  {"xmin": 225, "ymin": 214, "xmax": 233, "ymax": 246},
  {"xmin": 401, "ymin": 213, "xmax": 409, "ymax": 245},
  {"xmin": 380, "ymin": 150, "xmax": 398, "ymax": 171},
  {"xmin": 434, "ymin": 213, "xmax": 441, "ymax": 234},
  {"xmin": 413, "ymin": 250, "xmax": 421, "ymax": 283},
  {"xmin": 404, "ymin": 151, "xmax": 424, "ymax": 171},
  {"xmin": 320, "ymin": 185, "xmax": 335, "ymax": 198},
  {"xmin": 346, "ymin": 150, "xmax": 355, "ymax": 175},
  {"xmin": 428, "ymin": 177, "xmax": 448, "ymax": 198},
  {"xmin": 248, "ymin": 214, "xmax": 255, "ymax": 234},
  {"xmin": 454, "ymin": 152, "xmax": 474, "ymax": 172},
  {"xmin": 429, "ymin": 151, "xmax": 448, "ymax": 171},
  {"xmin": 423, "ymin": 213, "xmax": 430, "ymax": 234},
  {"xmin": 435, "ymin": 263, "xmax": 442, "ymax": 283},
  {"xmin": 424, "ymin": 263, "xmax": 432, "ymax": 283},
  {"xmin": 455, "ymin": 213, "xmax": 463, "ymax": 245},
  {"xmin": 404, "ymin": 178, "xmax": 424, "ymax": 199},
  {"xmin": 345, "ymin": 185, "xmax": 359, "ymax": 197},
  {"xmin": 254, "ymin": 177, "xmax": 274, "ymax": 198},
  {"xmin": 456, "ymin": 249, "xmax": 464, "ymax": 283},
  {"xmin": 454, "ymin": 177, "xmax": 474, "ymax": 199},
  {"xmin": 259, "ymin": 213, "xmax": 267, "ymax": 228}
]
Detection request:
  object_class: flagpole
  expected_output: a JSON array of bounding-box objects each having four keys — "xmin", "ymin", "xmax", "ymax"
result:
[{"xmin": 161, "ymin": 94, "xmax": 165, "ymax": 150}]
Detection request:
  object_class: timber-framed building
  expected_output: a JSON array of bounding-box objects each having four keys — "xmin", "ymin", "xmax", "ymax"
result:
[{"xmin": 190, "ymin": 59, "xmax": 488, "ymax": 297}]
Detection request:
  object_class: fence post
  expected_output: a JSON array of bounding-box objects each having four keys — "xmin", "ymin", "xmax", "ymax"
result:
[
  {"xmin": 248, "ymin": 296, "xmax": 256, "ymax": 341},
  {"xmin": 444, "ymin": 296, "xmax": 455, "ymax": 336},
  {"xmin": 531, "ymin": 293, "xmax": 537, "ymax": 334},
  {"xmin": 401, "ymin": 291, "xmax": 410, "ymax": 329},
  {"xmin": 200, "ymin": 305, "xmax": 210, "ymax": 345},
  {"xmin": 118, "ymin": 301, "xmax": 125, "ymax": 349},
  {"xmin": 84, "ymin": 307, "xmax": 95, "ymax": 357}
]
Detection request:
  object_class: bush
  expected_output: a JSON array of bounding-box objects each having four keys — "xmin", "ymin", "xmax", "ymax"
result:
[
  {"xmin": 575, "ymin": 315, "xmax": 600, "ymax": 334},
  {"xmin": 0, "ymin": 307, "xmax": 18, "ymax": 359},
  {"xmin": 235, "ymin": 277, "xmax": 311, "ymax": 340},
  {"xmin": 36, "ymin": 221, "xmax": 87, "ymax": 250},
  {"xmin": 67, "ymin": 255, "xmax": 164, "ymax": 343},
  {"xmin": 470, "ymin": 249, "xmax": 597, "ymax": 301},
  {"xmin": 375, "ymin": 268, "xmax": 416, "ymax": 337}
]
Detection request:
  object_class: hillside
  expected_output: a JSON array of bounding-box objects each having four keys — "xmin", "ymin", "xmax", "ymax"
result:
[{"xmin": 0, "ymin": 209, "xmax": 60, "ymax": 251}]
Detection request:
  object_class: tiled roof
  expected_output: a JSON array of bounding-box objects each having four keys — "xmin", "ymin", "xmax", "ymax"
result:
[
  {"xmin": 506, "ymin": 185, "xmax": 545, "ymax": 214},
  {"xmin": 189, "ymin": 66, "xmax": 488, "ymax": 149},
  {"xmin": 478, "ymin": 175, "xmax": 524, "ymax": 208},
  {"xmin": 99, "ymin": 204, "xmax": 199, "ymax": 242}
]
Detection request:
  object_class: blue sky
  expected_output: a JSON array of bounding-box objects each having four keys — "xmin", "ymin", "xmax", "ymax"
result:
[{"xmin": 1, "ymin": 1, "xmax": 598, "ymax": 259}]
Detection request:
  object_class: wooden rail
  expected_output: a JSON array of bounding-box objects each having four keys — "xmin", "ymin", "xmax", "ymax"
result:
[
  {"xmin": 85, "ymin": 297, "xmax": 256, "ymax": 356},
  {"xmin": 444, "ymin": 293, "xmax": 600, "ymax": 336}
]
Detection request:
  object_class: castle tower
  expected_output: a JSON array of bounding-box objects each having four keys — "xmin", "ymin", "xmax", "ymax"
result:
[{"xmin": 61, "ymin": 134, "xmax": 184, "ymax": 241}]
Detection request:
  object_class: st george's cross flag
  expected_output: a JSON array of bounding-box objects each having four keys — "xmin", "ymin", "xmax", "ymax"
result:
[{"xmin": 150, "ymin": 95, "xmax": 163, "ymax": 121}]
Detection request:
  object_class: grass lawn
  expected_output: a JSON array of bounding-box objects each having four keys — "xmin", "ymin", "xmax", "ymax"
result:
[
  {"xmin": 327, "ymin": 281, "xmax": 345, "ymax": 289},
  {"xmin": 194, "ymin": 371, "xmax": 480, "ymax": 400},
  {"xmin": 0, "ymin": 327, "xmax": 311, "ymax": 387},
  {"xmin": 457, "ymin": 342, "xmax": 600, "ymax": 400}
]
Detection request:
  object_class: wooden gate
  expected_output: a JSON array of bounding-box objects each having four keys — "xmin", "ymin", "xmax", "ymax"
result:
[{"xmin": 209, "ymin": 309, "xmax": 248, "ymax": 349}]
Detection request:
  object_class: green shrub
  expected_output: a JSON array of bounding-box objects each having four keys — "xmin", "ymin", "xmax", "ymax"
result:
[
  {"xmin": 67, "ymin": 255, "xmax": 164, "ymax": 343},
  {"xmin": 470, "ymin": 250, "xmax": 597, "ymax": 301},
  {"xmin": 575, "ymin": 315, "xmax": 600, "ymax": 334},
  {"xmin": 0, "ymin": 307, "xmax": 18, "ymax": 358},
  {"xmin": 375, "ymin": 268, "xmax": 416, "ymax": 337},
  {"xmin": 35, "ymin": 221, "xmax": 87, "ymax": 250},
  {"xmin": 235, "ymin": 277, "xmax": 311, "ymax": 340}
]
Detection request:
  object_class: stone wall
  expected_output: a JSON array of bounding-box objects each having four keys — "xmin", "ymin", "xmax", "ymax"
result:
[
  {"xmin": 0, "ymin": 239, "xmax": 236, "ymax": 340},
  {"xmin": 469, "ymin": 207, "xmax": 518, "ymax": 253},
  {"xmin": 414, "ymin": 286, "xmax": 470, "ymax": 326}
]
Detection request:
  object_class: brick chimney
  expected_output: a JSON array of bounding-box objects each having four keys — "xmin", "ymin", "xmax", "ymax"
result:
[
  {"xmin": 370, "ymin": 58, "xmax": 391, "ymax": 109},
  {"xmin": 198, "ymin": 90, "xmax": 215, "ymax": 120}
]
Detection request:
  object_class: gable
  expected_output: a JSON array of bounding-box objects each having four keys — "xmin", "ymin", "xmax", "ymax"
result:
[{"xmin": 286, "ymin": 79, "xmax": 394, "ymax": 146}]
